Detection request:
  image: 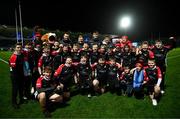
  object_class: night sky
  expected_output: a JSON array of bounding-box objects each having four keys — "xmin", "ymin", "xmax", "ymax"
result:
[{"xmin": 0, "ymin": 0, "xmax": 179, "ymax": 39}]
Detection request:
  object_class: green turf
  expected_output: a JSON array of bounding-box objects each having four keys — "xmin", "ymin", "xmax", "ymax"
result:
[
  {"xmin": 0, "ymin": 48, "xmax": 180, "ymax": 118},
  {"xmin": 0, "ymin": 51, "xmax": 12, "ymax": 61}
]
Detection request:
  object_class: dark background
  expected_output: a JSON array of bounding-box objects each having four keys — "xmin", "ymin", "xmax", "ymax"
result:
[{"xmin": 0, "ymin": 0, "xmax": 179, "ymax": 39}]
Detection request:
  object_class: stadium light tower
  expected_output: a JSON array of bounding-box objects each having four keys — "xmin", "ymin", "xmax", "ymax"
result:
[{"xmin": 119, "ymin": 16, "xmax": 131, "ymax": 35}]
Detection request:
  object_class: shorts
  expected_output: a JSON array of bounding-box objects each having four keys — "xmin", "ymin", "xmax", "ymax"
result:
[
  {"xmin": 79, "ymin": 78, "xmax": 92, "ymax": 89},
  {"xmin": 107, "ymin": 79, "xmax": 120, "ymax": 88},
  {"xmin": 97, "ymin": 78, "xmax": 107, "ymax": 87},
  {"xmin": 35, "ymin": 90, "xmax": 61, "ymax": 99},
  {"xmin": 126, "ymin": 84, "xmax": 133, "ymax": 94},
  {"xmin": 147, "ymin": 85, "xmax": 155, "ymax": 94}
]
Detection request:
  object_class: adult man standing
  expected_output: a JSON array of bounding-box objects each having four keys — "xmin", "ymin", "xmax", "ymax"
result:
[{"xmin": 9, "ymin": 43, "xmax": 24, "ymax": 109}]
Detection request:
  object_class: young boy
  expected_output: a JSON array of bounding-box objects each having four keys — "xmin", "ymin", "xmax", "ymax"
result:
[
  {"xmin": 144, "ymin": 59, "xmax": 162, "ymax": 106},
  {"xmin": 152, "ymin": 40, "xmax": 169, "ymax": 94},
  {"xmin": 107, "ymin": 57, "xmax": 122, "ymax": 94},
  {"xmin": 92, "ymin": 57, "xmax": 108, "ymax": 94},
  {"xmin": 120, "ymin": 66, "xmax": 133, "ymax": 96},
  {"xmin": 31, "ymin": 44, "xmax": 42, "ymax": 95},
  {"xmin": 76, "ymin": 55, "xmax": 92, "ymax": 98},
  {"xmin": 98, "ymin": 45, "xmax": 107, "ymax": 60},
  {"xmin": 36, "ymin": 66, "xmax": 63, "ymax": 117},
  {"xmin": 22, "ymin": 42, "xmax": 32, "ymax": 100},
  {"xmin": 90, "ymin": 43, "xmax": 99, "ymax": 65},
  {"xmin": 136, "ymin": 41, "xmax": 154, "ymax": 66},
  {"xmin": 53, "ymin": 44, "xmax": 71, "ymax": 71},
  {"xmin": 121, "ymin": 45, "xmax": 133, "ymax": 68},
  {"xmin": 79, "ymin": 43, "xmax": 91, "ymax": 59},
  {"xmin": 38, "ymin": 46, "xmax": 53, "ymax": 75},
  {"xmin": 131, "ymin": 62, "xmax": 146, "ymax": 99},
  {"xmin": 113, "ymin": 45, "xmax": 122, "ymax": 64},
  {"xmin": 54, "ymin": 57, "xmax": 76, "ymax": 101},
  {"xmin": 71, "ymin": 43, "xmax": 80, "ymax": 63}
]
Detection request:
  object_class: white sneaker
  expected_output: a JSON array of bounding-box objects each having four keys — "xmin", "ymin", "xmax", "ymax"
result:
[
  {"xmin": 87, "ymin": 94, "xmax": 91, "ymax": 98},
  {"xmin": 34, "ymin": 91, "xmax": 38, "ymax": 99},
  {"xmin": 161, "ymin": 90, "xmax": 165, "ymax": 94},
  {"xmin": 31, "ymin": 87, "xmax": 35, "ymax": 94},
  {"xmin": 152, "ymin": 99, "xmax": 157, "ymax": 106},
  {"xmin": 23, "ymin": 96, "xmax": 28, "ymax": 100}
]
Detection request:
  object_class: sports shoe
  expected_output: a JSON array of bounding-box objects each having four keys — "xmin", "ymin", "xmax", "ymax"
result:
[
  {"xmin": 87, "ymin": 94, "xmax": 91, "ymax": 98},
  {"xmin": 31, "ymin": 87, "xmax": 35, "ymax": 94},
  {"xmin": 161, "ymin": 90, "xmax": 165, "ymax": 94},
  {"xmin": 152, "ymin": 99, "xmax": 157, "ymax": 106},
  {"xmin": 23, "ymin": 96, "xmax": 28, "ymax": 100},
  {"xmin": 34, "ymin": 91, "xmax": 38, "ymax": 99}
]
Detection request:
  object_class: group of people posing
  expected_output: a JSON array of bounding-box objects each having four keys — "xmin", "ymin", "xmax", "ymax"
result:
[{"xmin": 9, "ymin": 31, "xmax": 172, "ymax": 117}]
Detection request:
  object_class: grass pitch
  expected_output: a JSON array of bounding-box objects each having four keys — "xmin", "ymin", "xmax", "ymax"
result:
[{"xmin": 0, "ymin": 48, "xmax": 180, "ymax": 118}]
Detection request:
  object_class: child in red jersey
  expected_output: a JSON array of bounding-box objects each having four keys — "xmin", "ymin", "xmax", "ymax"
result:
[
  {"xmin": 38, "ymin": 46, "xmax": 53, "ymax": 75},
  {"xmin": 136, "ymin": 41, "xmax": 154, "ymax": 66},
  {"xmin": 76, "ymin": 55, "xmax": 92, "ymax": 98},
  {"xmin": 120, "ymin": 66, "xmax": 133, "ymax": 96},
  {"xmin": 107, "ymin": 57, "xmax": 122, "ymax": 95},
  {"xmin": 152, "ymin": 40, "xmax": 170, "ymax": 94},
  {"xmin": 36, "ymin": 66, "xmax": 63, "ymax": 117},
  {"xmin": 144, "ymin": 59, "xmax": 162, "ymax": 106},
  {"xmin": 53, "ymin": 57, "xmax": 76, "ymax": 101},
  {"xmin": 92, "ymin": 57, "xmax": 108, "ymax": 95}
]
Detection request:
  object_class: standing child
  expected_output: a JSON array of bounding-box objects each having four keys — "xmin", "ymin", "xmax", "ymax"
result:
[
  {"xmin": 71, "ymin": 43, "xmax": 80, "ymax": 64},
  {"xmin": 107, "ymin": 57, "xmax": 122, "ymax": 95},
  {"xmin": 152, "ymin": 40, "xmax": 169, "ymax": 94},
  {"xmin": 92, "ymin": 57, "xmax": 108, "ymax": 95},
  {"xmin": 22, "ymin": 42, "xmax": 32, "ymax": 100},
  {"xmin": 76, "ymin": 55, "xmax": 92, "ymax": 98},
  {"xmin": 52, "ymin": 44, "xmax": 71, "ymax": 71},
  {"xmin": 31, "ymin": 44, "xmax": 42, "ymax": 95},
  {"xmin": 38, "ymin": 46, "xmax": 53, "ymax": 75},
  {"xmin": 136, "ymin": 41, "xmax": 154, "ymax": 66},
  {"xmin": 90, "ymin": 43, "xmax": 99, "ymax": 65}
]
